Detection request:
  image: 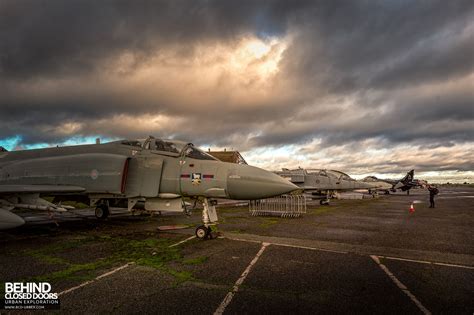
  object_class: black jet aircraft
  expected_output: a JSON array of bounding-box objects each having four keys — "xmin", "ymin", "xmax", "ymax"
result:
[{"xmin": 362, "ymin": 170, "xmax": 426, "ymax": 195}]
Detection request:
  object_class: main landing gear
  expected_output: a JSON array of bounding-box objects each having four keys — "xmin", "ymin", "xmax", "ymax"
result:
[
  {"xmin": 319, "ymin": 191, "xmax": 331, "ymax": 206},
  {"xmin": 95, "ymin": 202, "xmax": 110, "ymax": 220},
  {"xmin": 195, "ymin": 198, "xmax": 218, "ymax": 240},
  {"xmin": 320, "ymin": 199, "xmax": 330, "ymax": 206}
]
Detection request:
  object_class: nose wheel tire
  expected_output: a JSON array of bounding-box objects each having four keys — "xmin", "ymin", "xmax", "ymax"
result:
[
  {"xmin": 195, "ymin": 225, "xmax": 216, "ymax": 240},
  {"xmin": 195, "ymin": 226, "xmax": 210, "ymax": 239},
  {"xmin": 95, "ymin": 204, "xmax": 110, "ymax": 220}
]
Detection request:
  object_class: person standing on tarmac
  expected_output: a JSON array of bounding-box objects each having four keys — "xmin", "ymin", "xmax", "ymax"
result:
[{"xmin": 428, "ymin": 185, "xmax": 439, "ymax": 208}]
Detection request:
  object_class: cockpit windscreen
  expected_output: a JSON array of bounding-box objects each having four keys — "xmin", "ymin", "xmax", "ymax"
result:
[
  {"xmin": 184, "ymin": 146, "xmax": 217, "ymax": 161},
  {"xmin": 136, "ymin": 137, "xmax": 216, "ymax": 160},
  {"xmin": 153, "ymin": 140, "xmax": 182, "ymax": 153}
]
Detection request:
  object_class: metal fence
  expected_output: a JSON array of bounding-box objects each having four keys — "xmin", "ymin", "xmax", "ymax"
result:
[{"xmin": 249, "ymin": 195, "xmax": 307, "ymax": 218}]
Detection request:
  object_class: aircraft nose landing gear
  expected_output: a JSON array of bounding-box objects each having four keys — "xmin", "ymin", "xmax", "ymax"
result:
[
  {"xmin": 195, "ymin": 225, "xmax": 216, "ymax": 240},
  {"xmin": 196, "ymin": 198, "xmax": 218, "ymax": 240},
  {"xmin": 195, "ymin": 225, "xmax": 208, "ymax": 239}
]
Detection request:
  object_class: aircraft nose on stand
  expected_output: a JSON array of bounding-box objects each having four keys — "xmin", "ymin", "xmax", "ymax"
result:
[
  {"xmin": 0, "ymin": 210, "xmax": 26, "ymax": 230},
  {"xmin": 227, "ymin": 165, "xmax": 299, "ymax": 200}
]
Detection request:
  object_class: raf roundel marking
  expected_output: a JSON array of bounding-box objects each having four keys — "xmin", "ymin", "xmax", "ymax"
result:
[{"xmin": 90, "ymin": 169, "xmax": 99, "ymax": 180}]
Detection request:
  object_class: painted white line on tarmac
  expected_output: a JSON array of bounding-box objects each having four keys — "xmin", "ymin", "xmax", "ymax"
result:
[
  {"xmin": 270, "ymin": 242, "xmax": 347, "ymax": 254},
  {"xmin": 225, "ymin": 235, "xmax": 474, "ymax": 269},
  {"xmin": 169, "ymin": 235, "xmax": 196, "ymax": 248},
  {"xmin": 379, "ymin": 255, "xmax": 474, "ymax": 270},
  {"xmin": 223, "ymin": 236, "xmax": 263, "ymax": 244},
  {"xmin": 58, "ymin": 262, "xmax": 134, "ymax": 296},
  {"xmin": 434, "ymin": 262, "xmax": 474, "ymax": 269},
  {"xmin": 225, "ymin": 236, "xmax": 347, "ymax": 254},
  {"xmin": 214, "ymin": 242, "xmax": 269, "ymax": 315},
  {"xmin": 371, "ymin": 255, "xmax": 431, "ymax": 315}
]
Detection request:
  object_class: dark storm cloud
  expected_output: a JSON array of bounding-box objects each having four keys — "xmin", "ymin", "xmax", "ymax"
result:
[
  {"xmin": 248, "ymin": 84, "xmax": 474, "ymax": 148},
  {"xmin": 0, "ymin": 0, "xmax": 473, "ymax": 174},
  {"xmin": 0, "ymin": 0, "xmax": 310, "ymax": 144},
  {"xmin": 284, "ymin": 0, "xmax": 474, "ymax": 91},
  {"xmin": 3, "ymin": 0, "xmax": 470, "ymax": 83},
  {"xmin": 0, "ymin": 0, "xmax": 306, "ymax": 79}
]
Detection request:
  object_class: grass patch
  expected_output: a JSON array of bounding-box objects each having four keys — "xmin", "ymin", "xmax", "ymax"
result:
[
  {"xmin": 259, "ymin": 217, "xmax": 279, "ymax": 228},
  {"xmin": 309, "ymin": 207, "xmax": 333, "ymax": 215},
  {"xmin": 183, "ymin": 256, "xmax": 208, "ymax": 265},
  {"xmin": 216, "ymin": 207, "xmax": 247, "ymax": 214},
  {"xmin": 163, "ymin": 268, "xmax": 194, "ymax": 284},
  {"xmin": 21, "ymin": 235, "xmax": 193, "ymax": 284},
  {"xmin": 31, "ymin": 260, "xmax": 113, "ymax": 283},
  {"xmin": 25, "ymin": 251, "xmax": 70, "ymax": 266},
  {"xmin": 20, "ymin": 235, "xmax": 104, "ymax": 267},
  {"xmin": 224, "ymin": 215, "xmax": 251, "ymax": 220}
]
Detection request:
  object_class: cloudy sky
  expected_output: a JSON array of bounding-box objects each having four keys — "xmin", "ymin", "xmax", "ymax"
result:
[{"xmin": 0, "ymin": 0, "xmax": 473, "ymax": 182}]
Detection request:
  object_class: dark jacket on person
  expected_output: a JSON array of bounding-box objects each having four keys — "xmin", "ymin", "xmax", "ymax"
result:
[{"xmin": 428, "ymin": 187, "xmax": 439, "ymax": 197}]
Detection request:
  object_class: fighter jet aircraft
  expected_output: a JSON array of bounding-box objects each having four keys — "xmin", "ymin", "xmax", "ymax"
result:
[
  {"xmin": 361, "ymin": 170, "xmax": 425, "ymax": 195},
  {"xmin": 361, "ymin": 176, "xmax": 393, "ymax": 194},
  {"xmin": 0, "ymin": 136, "xmax": 298, "ymax": 237},
  {"xmin": 275, "ymin": 168, "xmax": 377, "ymax": 205}
]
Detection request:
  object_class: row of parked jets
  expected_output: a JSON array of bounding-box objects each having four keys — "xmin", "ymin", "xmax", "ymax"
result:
[
  {"xmin": 0, "ymin": 136, "xmax": 425, "ymax": 237},
  {"xmin": 276, "ymin": 168, "xmax": 426, "ymax": 205}
]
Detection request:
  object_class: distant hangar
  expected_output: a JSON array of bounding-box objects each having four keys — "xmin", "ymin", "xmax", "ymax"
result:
[{"xmin": 208, "ymin": 149, "xmax": 248, "ymax": 165}]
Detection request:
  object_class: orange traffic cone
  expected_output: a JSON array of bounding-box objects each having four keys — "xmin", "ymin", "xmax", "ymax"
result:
[{"xmin": 409, "ymin": 203, "xmax": 415, "ymax": 213}]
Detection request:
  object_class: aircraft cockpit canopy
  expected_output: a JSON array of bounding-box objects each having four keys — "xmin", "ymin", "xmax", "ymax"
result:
[
  {"xmin": 153, "ymin": 140, "xmax": 182, "ymax": 153},
  {"xmin": 137, "ymin": 137, "xmax": 217, "ymax": 160},
  {"xmin": 329, "ymin": 170, "xmax": 355, "ymax": 181},
  {"xmin": 341, "ymin": 174, "xmax": 354, "ymax": 181},
  {"xmin": 183, "ymin": 145, "xmax": 217, "ymax": 161},
  {"xmin": 139, "ymin": 137, "xmax": 184, "ymax": 154},
  {"xmin": 307, "ymin": 169, "xmax": 329, "ymax": 177}
]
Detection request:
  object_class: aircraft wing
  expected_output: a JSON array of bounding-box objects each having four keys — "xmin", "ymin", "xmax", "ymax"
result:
[
  {"xmin": 0, "ymin": 185, "xmax": 85, "ymax": 230},
  {"xmin": 0, "ymin": 185, "xmax": 86, "ymax": 194}
]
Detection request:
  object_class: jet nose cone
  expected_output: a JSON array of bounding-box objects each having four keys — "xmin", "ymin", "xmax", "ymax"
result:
[
  {"xmin": 227, "ymin": 165, "xmax": 299, "ymax": 200},
  {"xmin": 0, "ymin": 210, "xmax": 25, "ymax": 230}
]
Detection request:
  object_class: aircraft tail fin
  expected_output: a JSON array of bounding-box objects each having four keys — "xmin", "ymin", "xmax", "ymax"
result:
[
  {"xmin": 401, "ymin": 170, "xmax": 414, "ymax": 184},
  {"xmin": 392, "ymin": 170, "xmax": 415, "ymax": 190}
]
